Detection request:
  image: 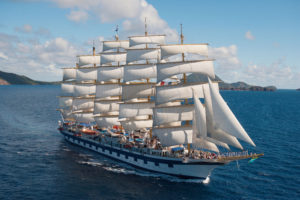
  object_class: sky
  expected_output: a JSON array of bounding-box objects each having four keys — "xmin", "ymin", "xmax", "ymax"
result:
[{"xmin": 0, "ymin": 0, "xmax": 299, "ymax": 88}]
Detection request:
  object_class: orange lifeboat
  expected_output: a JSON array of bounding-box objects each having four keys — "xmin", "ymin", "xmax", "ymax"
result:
[{"xmin": 81, "ymin": 129, "xmax": 97, "ymax": 135}]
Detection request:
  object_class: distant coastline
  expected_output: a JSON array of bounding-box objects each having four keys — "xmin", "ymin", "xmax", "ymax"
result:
[{"xmin": 0, "ymin": 70, "xmax": 277, "ymax": 91}]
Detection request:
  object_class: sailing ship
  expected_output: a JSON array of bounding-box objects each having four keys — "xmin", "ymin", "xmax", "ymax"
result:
[{"xmin": 57, "ymin": 24, "xmax": 263, "ymax": 179}]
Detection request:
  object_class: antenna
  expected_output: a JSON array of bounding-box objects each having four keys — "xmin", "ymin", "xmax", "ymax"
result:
[
  {"xmin": 92, "ymin": 40, "xmax": 95, "ymax": 56},
  {"xmin": 145, "ymin": 18, "xmax": 148, "ymax": 36},
  {"xmin": 180, "ymin": 23, "xmax": 184, "ymax": 44},
  {"xmin": 115, "ymin": 25, "xmax": 119, "ymax": 41}
]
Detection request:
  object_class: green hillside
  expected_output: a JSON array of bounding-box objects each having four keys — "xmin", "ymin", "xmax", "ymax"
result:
[{"xmin": 0, "ymin": 70, "xmax": 59, "ymax": 85}]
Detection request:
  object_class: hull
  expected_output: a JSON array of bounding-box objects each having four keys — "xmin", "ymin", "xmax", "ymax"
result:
[{"xmin": 60, "ymin": 130, "xmax": 224, "ymax": 179}]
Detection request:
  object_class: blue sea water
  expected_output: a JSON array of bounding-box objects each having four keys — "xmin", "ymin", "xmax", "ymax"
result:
[{"xmin": 0, "ymin": 85, "xmax": 299, "ymax": 200}]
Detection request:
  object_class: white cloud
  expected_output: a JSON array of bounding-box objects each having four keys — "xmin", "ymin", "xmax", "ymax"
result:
[
  {"xmin": 49, "ymin": 0, "xmax": 178, "ymax": 42},
  {"xmin": 245, "ymin": 31, "xmax": 255, "ymax": 40},
  {"xmin": 67, "ymin": 10, "xmax": 89, "ymax": 22},
  {"xmin": 15, "ymin": 24, "xmax": 33, "ymax": 33},
  {"xmin": 0, "ymin": 52, "xmax": 8, "ymax": 60}
]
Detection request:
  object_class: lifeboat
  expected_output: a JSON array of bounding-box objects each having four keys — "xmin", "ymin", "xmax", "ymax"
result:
[{"xmin": 81, "ymin": 128, "xmax": 97, "ymax": 135}]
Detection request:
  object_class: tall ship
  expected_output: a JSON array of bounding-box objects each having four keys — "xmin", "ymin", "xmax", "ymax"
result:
[{"xmin": 57, "ymin": 24, "xmax": 263, "ymax": 180}]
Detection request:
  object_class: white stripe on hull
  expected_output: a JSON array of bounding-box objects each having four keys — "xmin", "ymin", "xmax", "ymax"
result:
[{"xmin": 62, "ymin": 131, "xmax": 220, "ymax": 179}]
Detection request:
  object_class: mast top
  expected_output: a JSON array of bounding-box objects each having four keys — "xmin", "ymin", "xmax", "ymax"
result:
[
  {"xmin": 93, "ymin": 40, "xmax": 95, "ymax": 56},
  {"xmin": 180, "ymin": 24, "xmax": 184, "ymax": 44},
  {"xmin": 145, "ymin": 18, "xmax": 148, "ymax": 36},
  {"xmin": 115, "ymin": 25, "xmax": 119, "ymax": 41}
]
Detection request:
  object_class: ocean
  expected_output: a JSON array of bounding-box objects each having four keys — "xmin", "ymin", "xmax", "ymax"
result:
[{"xmin": 0, "ymin": 85, "xmax": 299, "ymax": 200}]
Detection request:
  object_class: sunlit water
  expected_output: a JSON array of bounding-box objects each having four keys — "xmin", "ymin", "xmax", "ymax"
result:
[{"xmin": 0, "ymin": 85, "xmax": 299, "ymax": 200}]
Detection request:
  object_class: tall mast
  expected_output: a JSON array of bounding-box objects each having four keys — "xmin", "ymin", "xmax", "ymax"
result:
[{"xmin": 93, "ymin": 40, "xmax": 96, "ymax": 67}]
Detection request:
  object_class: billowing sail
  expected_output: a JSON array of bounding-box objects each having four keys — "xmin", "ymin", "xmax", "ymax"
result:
[
  {"xmin": 123, "ymin": 64, "xmax": 156, "ymax": 82},
  {"xmin": 192, "ymin": 137, "xmax": 219, "ymax": 152},
  {"xmin": 61, "ymin": 109, "xmax": 74, "ymax": 120},
  {"xmin": 95, "ymin": 116, "xmax": 120, "ymax": 127},
  {"xmin": 157, "ymin": 60, "xmax": 215, "ymax": 82},
  {"xmin": 94, "ymin": 100, "xmax": 120, "ymax": 114},
  {"xmin": 153, "ymin": 105, "xmax": 193, "ymax": 126},
  {"xmin": 95, "ymin": 84, "xmax": 122, "ymax": 98},
  {"xmin": 63, "ymin": 68, "xmax": 76, "ymax": 81},
  {"xmin": 78, "ymin": 55, "xmax": 100, "ymax": 67},
  {"xmin": 72, "ymin": 98, "xmax": 94, "ymax": 111},
  {"xmin": 119, "ymin": 102, "xmax": 154, "ymax": 119},
  {"xmin": 61, "ymin": 83, "xmax": 74, "ymax": 96},
  {"xmin": 122, "ymin": 84, "xmax": 154, "ymax": 101},
  {"xmin": 203, "ymin": 84, "xmax": 243, "ymax": 149},
  {"xmin": 76, "ymin": 68, "xmax": 97, "ymax": 82},
  {"xmin": 74, "ymin": 112, "xmax": 95, "ymax": 123},
  {"xmin": 152, "ymin": 126, "xmax": 193, "ymax": 146},
  {"xmin": 208, "ymin": 79, "xmax": 255, "ymax": 146},
  {"xmin": 97, "ymin": 67, "xmax": 124, "ymax": 82},
  {"xmin": 102, "ymin": 40, "xmax": 129, "ymax": 51},
  {"xmin": 59, "ymin": 97, "xmax": 73, "ymax": 108},
  {"xmin": 160, "ymin": 44, "xmax": 208, "ymax": 59},
  {"xmin": 100, "ymin": 52, "xmax": 126, "ymax": 65},
  {"xmin": 74, "ymin": 84, "xmax": 96, "ymax": 97},
  {"xmin": 127, "ymin": 48, "xmax": 160, "ymax": 63},
  {"xmin": 193, "ymin": 90, "xmax": 207, "ymax": 137},
  {"xmin": 120, "ymin": 120, "xmax": 152, "ymax": 131},
  {"xmin": 129, "ymin": 35, "xmax": 165, "ymax": 47}
]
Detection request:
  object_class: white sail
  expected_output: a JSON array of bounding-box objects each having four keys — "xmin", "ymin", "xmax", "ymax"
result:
[
  {"xmin": 74, "ymin": 112, "xmax": 95, "ymax": 123},
  {"xmin": 63, "ymin": 68, "xmax": 76, "ymax": 81},
  {"xmin": 203, "ymin": 84, "xmax": 243, "ymax": 149},
  {"xmin": 192, "ymin": 137, "xmax": 219, "ymax": 152},
  {"xmin": 120, "ymin": 120, "xmax": 153, "ymax": 131},
  {"xmin": 61, "ymin": 109, "xmax": 74, "ymax": 120},
  {"xmin": 100, "ymin": 52, "xmax": 126, "ymax": 65},
  {"xmin": 74, "ymin": 84, "xmax": 96, "ymax": 97},
  {"xmin": 157, "ymin": 60, "xmax": 215, "ymax": 82},
  {"xmin": 208, "ymin": 79, "xmax": 255, "ymax": 146},
  {"xmin": 72, "ymin": 98, "xmax": 94, "ymax": 111},
  {"xmin": 123, "ymin": 64, "xmax": 156, "ymax": 82},
  {"xmin": 94, "ymin": 100, "xmax": 120, "ymax": 114},
  {"xmin": 61, "ymin": 83, "xmax": 74, "ymax": 96},
  {"xmin": 193, "ymin": 90, "xmax": 207, "ymax": 137},
  {"xmin": 97, "ymin": 67, "xmax": 124, "ymax": 82},
  {"xmin": 129, "ymin": 35, "xmax": 165, "ymax": 47},
  {"xmin": 127, "ymin": 48, "xmax": 160, "ymax": 63},
  {"xmin": 78, "ymin": 55, "xmax": 100, "ymax": 67},
  {"xmin": 152, "ymin": 126, "xmax": 193, "ymax": 146},
  {"xmin": 95, "ymin": 84, "xmax": 122, "ymax": 98},
  {"xmin": 102, "ymin": 40, "xmax": 129, "ymax": 51},
  {"xmin": 122, "ymin": 84, "xmax": 154, "ymax": 101},
  {"xmin": 119, "ymin": 102, "xmax": 154, "ymax": 119},
  {"xmin": 95, "ymin": 116, "xmax": 120, "ymax": 127},
  {"xmin": 160, "ymin": 44, "xmax": 208, "ymax": 59},
  {"xmin": 153, "ymin": 105, "xmax": 193, "ymax": 126},
  {"xmin": 76, "ymin": 68, "xmax": 97, "ymax": 82},
  {"xmin": 59, "ymin": 97, "xmax": 73, "ymax": 108}
]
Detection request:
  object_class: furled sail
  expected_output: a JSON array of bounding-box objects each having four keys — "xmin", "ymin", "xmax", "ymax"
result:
[
  {"xmin": 94, "ymin": 100, "xmax": 120, "ymax": 114},
  {"xmin": 95, "ymin": 84, "xmax": 122, "ymax": 98},
  {"xmin": 153, "ymin": 105, "xmax": 193, "ymax": 126},
  {"xmin": 78, "ymin": 55, "xmax": 100, "ymax": 67},
  {"xmin": 127, "ymin": 48, "xmax": 160, "ymax": 63},
  {"xmin": 76, "ymin": 68, "xmax": 97, "ymax": 82},
  {"xmin": 61, "ymin": 83, "xmax": 74, "ymax": 96},
  {"xmin": 208, "ymin": 79, "xmax": 255, "ymax": 146},
  {"xmin": 100, "ymin": 52, "xmax": 126, "ymax": 65},
  {"xmin": 97, "ymin": 67, "xmax": 124, "ymax": 82},
  {"xmin": 156, "ymin": 60, "xmax": 215, "ymax": 82},
  {"xmin": 160, "ymin": 44, "xmax": 208, "ymax": 59},
  {"xmin": 152, "ymin": 126, "xmax": 193, "ymax": 147},
  {"xmin": 122, "ymin": 84, "xmax": 155, "ymax": 100},
  {"xmin": 119, "ymin": 102, "xmax": 154, "ymax": 119},
  {"xmin": 129, "ymin": 35, "xmax": 165, "ymax": 47},
  {"xmin": 102, "ymin": 40, "xmax": 129, "ymax": 52},
  {"xmin": 123, "ymin": 64, "xmax": 156, "ymax": 82},
  {"xmin": 74, "ymin": 84, "xmax": 96, "ymax": 97},
  {"xmin": 63, "ymin": 68, "xmax": 76, "ymax": 81}
]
